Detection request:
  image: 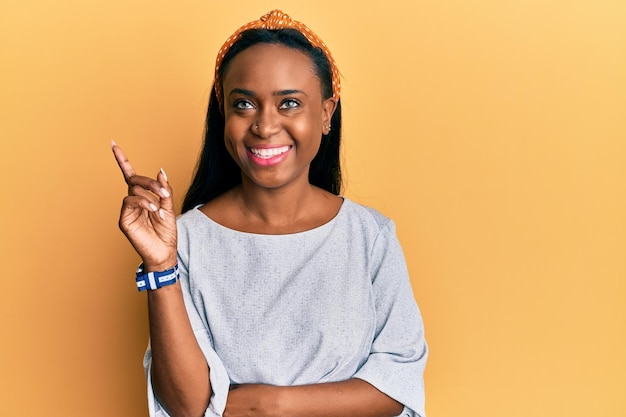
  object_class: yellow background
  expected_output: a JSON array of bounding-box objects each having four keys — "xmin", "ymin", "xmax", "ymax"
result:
[{"xmin": 1, "ymin": 0, "xmax": 624, "ymax": 416}]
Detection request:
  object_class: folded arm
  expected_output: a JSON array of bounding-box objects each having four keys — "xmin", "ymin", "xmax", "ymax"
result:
[{"xmin": 224, "ymin": 379, "xmax": 403, "ymax": 417}]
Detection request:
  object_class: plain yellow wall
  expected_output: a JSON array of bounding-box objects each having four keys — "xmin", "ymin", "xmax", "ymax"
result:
[{"xmin": 1, "ymin": 0, "xmax": 624, "ymax": 416}]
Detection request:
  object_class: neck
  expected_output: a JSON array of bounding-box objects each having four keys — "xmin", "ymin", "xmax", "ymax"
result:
[{"xmin": 236, "ymin": 179, "xmax": 317, "ymax": 228}]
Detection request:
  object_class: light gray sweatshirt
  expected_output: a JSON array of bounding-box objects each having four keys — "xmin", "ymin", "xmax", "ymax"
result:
[{"xmin": 144, "ymin": 198, "xmax": 427, "ymax": 416}]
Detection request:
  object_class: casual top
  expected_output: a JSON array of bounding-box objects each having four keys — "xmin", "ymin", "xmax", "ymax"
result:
[{"xmin": 144, "ymin": 198, "xmax": 427, "ymax": 417}]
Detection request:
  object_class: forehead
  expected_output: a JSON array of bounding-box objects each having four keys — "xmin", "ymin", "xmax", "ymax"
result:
[{"xmin": 222, "ymin": 43, "xmax": 321, "ymax": 95}]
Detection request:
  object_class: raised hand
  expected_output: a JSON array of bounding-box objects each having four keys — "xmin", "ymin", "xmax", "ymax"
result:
[{"xmin": 112, "ymin": 141, "xmax": 177, "ymax": 271}]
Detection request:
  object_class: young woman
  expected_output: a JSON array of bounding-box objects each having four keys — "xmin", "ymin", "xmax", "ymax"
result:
[{"xmin": 113, "ymin": 10, "xmax": 427, "ymax": 417}]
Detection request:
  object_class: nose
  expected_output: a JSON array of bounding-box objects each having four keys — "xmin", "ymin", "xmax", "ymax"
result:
[{"xmin": 252, "ymin": 107, "xmax": 281, "ymax": 139}]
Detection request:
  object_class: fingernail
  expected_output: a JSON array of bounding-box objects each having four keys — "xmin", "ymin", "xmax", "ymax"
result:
[
  {"xmin": 111, "ymin": 139, "xmax": 117, "ymax": 147},
  {"xmin": 159, "ymin": 209, "xmax": 166, "ymax": 220},
  {"xmin": 160, "ymin": 188, "xmax": 171, "ymax": 198},
  {"xmin": 160, "ymin": 168, "xmax": 168, "ymax": 182},
  {"xmin": 149, "ymin": 203, "xmax": 158, "ymax": 212}
]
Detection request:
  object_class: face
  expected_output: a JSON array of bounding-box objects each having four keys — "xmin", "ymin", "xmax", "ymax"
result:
[{"xmin": 221, "ymin": 43, "xmax": 336, "ymax": 192}]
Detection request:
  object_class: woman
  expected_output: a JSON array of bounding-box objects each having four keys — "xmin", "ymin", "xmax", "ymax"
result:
[{"xmin": 113, "ymin": 10, "xmax": 427, "ymax": 417}]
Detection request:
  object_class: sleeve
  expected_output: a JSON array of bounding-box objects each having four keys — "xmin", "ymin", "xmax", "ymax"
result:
[
  {"xmin": 353, "ymin": 220, "xmax": 428, "ymax": 417},
  {"xmin": 142, "ymin": 250, "xmax": 232, "ymax": 417}
]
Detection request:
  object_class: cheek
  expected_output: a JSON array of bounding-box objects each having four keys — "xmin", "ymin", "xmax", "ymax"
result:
[
  {"xmin": 223, "ymin": 136, "xmax": 237, "ymax": 161},
  {"xmin": 290, "ymin": 114, "xmax": 322, "ymax": 145},
  {"xmin": 224, "ymin": 116, "xmax": 246, "ymax": 143},
  {"xmin": 223, "ymin": 120, "xmax": 246, "ymax": 161}
]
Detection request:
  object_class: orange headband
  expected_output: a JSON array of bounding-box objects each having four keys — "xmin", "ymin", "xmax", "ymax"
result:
[{"xmin": 214, "ymin": 10, "xmax": 341, "ymax": 106}]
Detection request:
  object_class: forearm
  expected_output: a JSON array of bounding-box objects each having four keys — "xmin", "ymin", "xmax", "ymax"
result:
[
  {"xmin": 279, "ymin": 379, "xmax": 402, "ymax": 417},
  {"xmin": 225, "ymin": 379, "xmax": 403, "ymax": 417},
  {"xmin": 148, "ymin": 282, "xmax": 211, "ymax": 417}
]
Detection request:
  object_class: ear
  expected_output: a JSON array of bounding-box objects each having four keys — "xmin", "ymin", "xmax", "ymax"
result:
[{"xmin": 321, "ymin": 98, "xmax": 337, "ymax": 135}]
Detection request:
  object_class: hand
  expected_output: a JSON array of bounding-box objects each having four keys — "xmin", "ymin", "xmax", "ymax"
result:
[
  {"xmin": 112, "ymin": 142, "xmax": 177, "ymax": 271},
  {"xmin": 224, "ymin": 384, "xmax": 282, "ymax": 417}
]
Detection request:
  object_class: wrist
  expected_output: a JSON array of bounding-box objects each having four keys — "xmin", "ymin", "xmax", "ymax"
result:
[
  {"xmin": 136, "ymin": 263, "xmax": 179, "ymax": 292},
  {"xmin": 142, "ymin": 257, "xmax": 178, "ymax": 273}
]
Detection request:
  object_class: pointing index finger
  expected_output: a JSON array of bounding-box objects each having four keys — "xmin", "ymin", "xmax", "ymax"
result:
[{"xmin": 111, "ymin": 142, "xmax": 136, "ymax": 182}]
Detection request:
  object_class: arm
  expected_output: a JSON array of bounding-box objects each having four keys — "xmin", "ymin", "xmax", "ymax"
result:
[
  {"xmin": 113, "ymin": 143, "xmax": 211, "ymax": 417},
  {"xmin": 224, "ymin": 379, "xmax": 402, "ymax": 417},
  {"xmin": 148, "ymin": 283, "xmax": 211, "ymax": 417}
]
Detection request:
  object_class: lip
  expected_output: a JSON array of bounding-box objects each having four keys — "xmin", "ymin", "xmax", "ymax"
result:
[{"xmin": 246, "ymin": 145, "xmax": 292, "ymax": 167}]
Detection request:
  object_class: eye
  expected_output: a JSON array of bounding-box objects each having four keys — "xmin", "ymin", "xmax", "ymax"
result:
[
  {"xmin": 233, "ymin": 100, "xmax": 254, "ymax": 110},
  {"xmin": 279, "ymin": 99, "xmax": 301, "ymax": 110}
]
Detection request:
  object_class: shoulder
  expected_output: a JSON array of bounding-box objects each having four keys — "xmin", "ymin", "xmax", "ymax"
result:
[
  {"xmin": 340, "ymin": 198, "xmax": 395, "ymax": 234},
  {"xmin": 335, "ymin": 198, "xmax": 400, "ymax": 256},
  {"xmin": 175, "ymin": 206, "xmax": 210, "ymax": 243},
  {"xmin": 339, "ymin": 200, "xmax": 407, "ymax": 283},
  {"xmin": 176, "ymin": 205, "xmax": 203, "ymax": 226}
]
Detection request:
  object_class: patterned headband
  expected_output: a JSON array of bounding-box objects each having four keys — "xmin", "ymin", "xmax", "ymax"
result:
[{"xmin": 214, "ymin": 10, "xmax": 341, "ymax": 106}]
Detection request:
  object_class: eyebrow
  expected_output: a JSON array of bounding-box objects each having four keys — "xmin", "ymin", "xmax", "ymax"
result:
[
  {"xmin": 228, "ymin": 88, "xmax": 308, "ymax": 97},
  {"xmin": 274, "ymin": 89, "xmax": 307, "ymax": 97}
]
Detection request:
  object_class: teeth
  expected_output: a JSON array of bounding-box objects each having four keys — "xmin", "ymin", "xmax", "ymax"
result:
[{"xmin": 250, "ymin": 146, "xmax": 290, "ymax": 158}]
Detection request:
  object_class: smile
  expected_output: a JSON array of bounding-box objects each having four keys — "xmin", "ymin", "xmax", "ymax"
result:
[{"xmin": 248, "ymin": 146, "xmax": 291, "ymax": 159}]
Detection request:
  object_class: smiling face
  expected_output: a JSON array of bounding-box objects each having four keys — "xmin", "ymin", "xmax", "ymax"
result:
[{"xmin": 221, "ymin": 43, "xmax": 336, "ymax": 192}]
